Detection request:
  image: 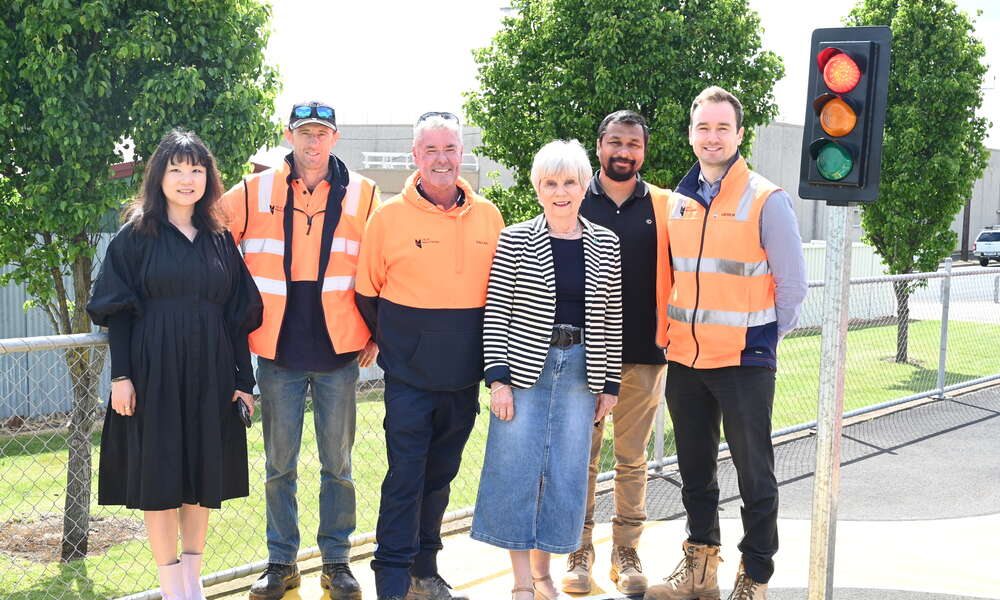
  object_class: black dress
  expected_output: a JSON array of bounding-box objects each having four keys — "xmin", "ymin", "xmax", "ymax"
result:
[{"xmin": 87, "ymin": 218, "xmax": 263, "ymax": 510}]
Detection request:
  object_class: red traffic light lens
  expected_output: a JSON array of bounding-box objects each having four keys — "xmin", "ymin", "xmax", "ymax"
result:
[
  {"xmin": 820, "ymin": 97, "xmax": 857, "ymax": 137},
  {"xmin": 823, "ymin": 53, "xmax": 861, "ymax": 93}
]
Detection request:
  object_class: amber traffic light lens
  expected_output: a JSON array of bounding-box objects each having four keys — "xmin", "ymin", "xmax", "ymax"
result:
[
  {"xmin": 820, "ymin": 97, "xmax": 857, "ymax": 137},
  {"xmin": 823, "ymin": 53, "xmax": 861, "ymax": 93}
]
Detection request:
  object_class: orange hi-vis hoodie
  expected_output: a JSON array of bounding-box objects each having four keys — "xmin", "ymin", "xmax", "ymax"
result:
[{"xmin": 355, "ymin": 171, "xmax": 505, "ymax": 391}]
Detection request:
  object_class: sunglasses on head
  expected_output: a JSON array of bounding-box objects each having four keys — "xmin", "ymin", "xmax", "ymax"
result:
[
  {"xmin": 417, "ymin": 111, "xmax": 460, "ymax": 124},
  {"xmin": 293, "ymin": 104, "xmax": 335, "ymax": 120}
]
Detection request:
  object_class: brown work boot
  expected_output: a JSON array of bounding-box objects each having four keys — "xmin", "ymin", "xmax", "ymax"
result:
[
  {"xmin": 643, "ymin": 541, "xmax": 722, "ymax": 600},
  {"xmin": 560, "ymin": 543, "xmax": 594, "ymax": 594},
  {"xmin": 726, "ymin": 562, "xmax": 767, "ymax": 600},
  {"xmin": 610, "ymin": 545, "xmax": 648, "ymax": 595}
]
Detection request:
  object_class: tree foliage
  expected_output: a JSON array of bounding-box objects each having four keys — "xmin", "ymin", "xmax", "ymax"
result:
[
  {"xmin": 0, "ymin": 0, "xmax": 280, "ymax": 560},
  {"xmin": 847, "ymin": 0, "xmax": 989, "ymax": 361},
  {"xmin": 464, "ymin": 0, "xmax": 784, "ymax": 223}
]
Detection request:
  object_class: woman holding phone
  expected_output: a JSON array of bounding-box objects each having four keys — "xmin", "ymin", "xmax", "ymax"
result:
[{"xmin": 88, "ymin": 129, "xmax": 262, "ymax": 600}]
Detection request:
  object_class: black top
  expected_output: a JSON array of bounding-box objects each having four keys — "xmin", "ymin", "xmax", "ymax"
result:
[
  {"xmin": 87, "ymin": 219, "xmax": 263, "ymax": 510},
  {"xmin": 550, "ymin": 237, "xmax": 586, "ymax": 328},
  {"xmin": 275, "ymin": 282, "xmax": 356, "ymax": 372},
  {"xmin": 274, "ymin": 156, "xmax": 358, "ymax": 372},
  {"xmin": 580, "ymin": 173, "xmax": 665, "ymax": 365}
]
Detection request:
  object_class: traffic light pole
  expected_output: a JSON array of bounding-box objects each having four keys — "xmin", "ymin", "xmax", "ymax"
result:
[{"xmin": 807, "ymin": 203, "xmax": 853, "ymax": 600}]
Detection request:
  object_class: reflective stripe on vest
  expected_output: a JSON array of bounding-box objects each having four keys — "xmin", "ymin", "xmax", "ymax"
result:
[
  {"xmin": 672, "ymin": 256, "xmax": 771, "ymax": 277},
  {"xmin": 243, "ymin": 238, "xmax": 284, "ymax": 256},
  {"xmin": 668, "ymin": 304, "xmax": 776, "ymax": 328},
  {"xmin": 322, "ymin": 275, "xmax": 356, "ymax": 292},
  {"xmin": 253, "ymin": 276, "xmax": 287, "ymax": 296},
  {"xmin": 257, "ymin": 169, "xmax": 274, "ymax": 213},
  {"xmin": 331, "ymin": 237, "xmax": 360, "ymax": 256},
  {"xmin": 343, "ymin": 177, "xmax": 361, "ymax": 216}
]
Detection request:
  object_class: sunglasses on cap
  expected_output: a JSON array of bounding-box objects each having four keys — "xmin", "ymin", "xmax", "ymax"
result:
[
  {"xmin": 292, "ymin": 104, "xmax": 335, "ymax": 120},
  {"xmin": 417, "ymin": 111, "xmax": 460, "ymax": 124}
]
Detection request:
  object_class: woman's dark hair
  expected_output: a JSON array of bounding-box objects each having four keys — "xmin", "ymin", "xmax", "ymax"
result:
[{"xmin": 127, "ymin": 129, "xmax": 225, "ymax": 236}]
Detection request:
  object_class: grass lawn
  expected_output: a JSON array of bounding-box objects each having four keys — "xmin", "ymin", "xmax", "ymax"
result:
[{"xmin": 3, "ymin": 319, "xmax": 998, "ymax": 599}]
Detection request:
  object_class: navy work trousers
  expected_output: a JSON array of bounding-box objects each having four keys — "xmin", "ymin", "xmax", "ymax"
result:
[
  {"xmin": 664, "ymin": 362, "xmax": 778, "ymax": 584},
  {"xmin": 371, "ymin": 376, "xmax": 479, "ymax": 597}
]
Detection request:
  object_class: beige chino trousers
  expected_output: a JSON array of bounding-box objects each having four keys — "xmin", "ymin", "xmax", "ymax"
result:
[{"xmin": 580, "ymin": 362, "xmax": 667, "ymax": 548}]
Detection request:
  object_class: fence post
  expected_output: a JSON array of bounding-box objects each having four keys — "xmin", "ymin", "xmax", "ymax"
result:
[
  {"xmin": 994, "ymin": 275, "xmax": 999, "ymax": 304},
  {"xmin": 653, "ymin": 399, "xmax": 665, "ymax": 473},
  {"xmin": 936, "ymin": 259, "xmax": 952, "ymax": 398}
]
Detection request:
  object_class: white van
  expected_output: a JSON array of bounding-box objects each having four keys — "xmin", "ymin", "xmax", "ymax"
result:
[{"xmin": 973, "ymin": 226, "xmax": 1000, "ymax": 266}]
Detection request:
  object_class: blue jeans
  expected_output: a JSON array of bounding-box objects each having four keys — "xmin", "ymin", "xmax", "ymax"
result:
[{"xmin": 257, "ymin": 357, "xmax": 358, "ymax": 564}]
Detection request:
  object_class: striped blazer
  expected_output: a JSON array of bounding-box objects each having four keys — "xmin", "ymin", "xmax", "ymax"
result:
[{"xmin": 483, "ymin": 214, "xmax": 623, "ymax": 395}]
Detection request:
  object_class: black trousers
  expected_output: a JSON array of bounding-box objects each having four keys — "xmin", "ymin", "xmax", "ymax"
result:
[
  {"xmin": 665, "ymin": 362, "xmax": 778, "ymax": 583},
  {"xmin": 371, "ymin": 376, "xmax": 479, "ymax": 598}
]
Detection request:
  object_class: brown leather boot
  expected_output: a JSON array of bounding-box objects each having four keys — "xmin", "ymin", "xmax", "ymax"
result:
[
  {"xmin": 560, "ymin": 543, "xmax": 594, "ymax": 594},
  {"xmin": 610, "ymin": 545, "xmax": 648, "ymax": 595},
  {"xmin": 726, "ymin": 562, "xmax": 767, "ymax": 600},
  {"xmin": 643, "ymin": 541, "xmax": 722, "ymax": 600}
]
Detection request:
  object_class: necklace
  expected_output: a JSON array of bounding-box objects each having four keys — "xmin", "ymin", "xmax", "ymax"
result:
[{"xmin": 548, "ymin": 222, "xmax": 583, "ymax": 240}]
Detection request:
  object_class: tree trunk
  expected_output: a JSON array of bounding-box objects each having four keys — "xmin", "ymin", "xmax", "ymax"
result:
[
  {"xmin": 60, "ymin": 344, "xmax": 104, "ymax": 561},
  {"xmin": 60, "ymin": 252, "xmax": 105, "ymax": 562},
  {"xmin": 894, "ymin": 280, "xmax": 910, "ymax": 363}
]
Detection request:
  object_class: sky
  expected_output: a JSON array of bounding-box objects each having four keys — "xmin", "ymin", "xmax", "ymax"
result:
[{"xmin": 265, "ymin": 0, "xmax": 999, "ymax": 146}]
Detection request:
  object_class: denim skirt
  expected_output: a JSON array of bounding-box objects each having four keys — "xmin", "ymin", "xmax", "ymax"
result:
[{"xmin": 470, "ymin": 343, "xmax": 596, "ymax": 553}]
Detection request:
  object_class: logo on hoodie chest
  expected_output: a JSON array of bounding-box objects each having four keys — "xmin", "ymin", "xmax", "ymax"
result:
[{"xmin": 414, "ymin": 238, "xmax": 441, "ymax": 248}]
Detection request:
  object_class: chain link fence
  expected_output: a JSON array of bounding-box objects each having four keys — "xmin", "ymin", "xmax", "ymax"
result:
[{"xmin": 2, "ymin": 266, "xmax": 999, "ymax": 600}]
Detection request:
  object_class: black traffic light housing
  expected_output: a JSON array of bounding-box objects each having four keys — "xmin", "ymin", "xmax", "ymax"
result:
[{"xmin": 799, "ymin": 26, "xmax": 891, "ymax": 205}]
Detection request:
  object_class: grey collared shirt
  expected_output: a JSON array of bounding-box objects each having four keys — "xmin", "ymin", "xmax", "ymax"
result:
[{"xmin": 696, "ymin": 172, "xmax": 808, "ymax": 338}]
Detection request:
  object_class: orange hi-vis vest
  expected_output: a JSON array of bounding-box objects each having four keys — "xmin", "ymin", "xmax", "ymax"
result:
[
  {"xmin": 222, "ymin": 155, "xmax": 379, "ymax": 360},
  {"xmin": 648, "ymin": 184, "xmax": 673, "ymax": 350},
  {"xmin": 665, "ymin": 157, "xmax": 780, "ymax": 369}
]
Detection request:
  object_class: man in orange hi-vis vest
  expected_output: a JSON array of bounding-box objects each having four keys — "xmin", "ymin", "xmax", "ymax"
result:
[
  {"xmin": 221, "ymin": 102, "xmax": 380, "ymax": 600},
  {"xmin": 645, "ymin": 87, "xmax": 807, "ymax": 600},
  {"xmin": 356, "ymin": 112, "xmax": 504, "ymax": 600}
]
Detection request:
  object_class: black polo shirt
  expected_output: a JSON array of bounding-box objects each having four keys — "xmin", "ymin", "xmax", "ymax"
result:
[{"xmin": 580, "ymin": 172, "xmax": 665, "ymax": 365}]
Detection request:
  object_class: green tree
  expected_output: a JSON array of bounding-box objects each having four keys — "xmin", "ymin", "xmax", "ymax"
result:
[
  {"xmin": 847, "ymin": 0, "xmax": 989, "ymax": 362},
  {"xmin": 464, "ymin": 0, "xmax": 784, "ymax": 224},
  {"xmin": 0, "ymin": 0, "xmax": 280, "ymax": 561}
]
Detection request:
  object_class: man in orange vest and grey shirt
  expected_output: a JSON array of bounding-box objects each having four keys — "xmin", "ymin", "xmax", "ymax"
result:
[
  {"xmin": 561, "ymin": 110, "xmax": 671, "ymax": 596},
  {"xmin": 645, "ymin": 87, "xmax": 807, "ymax": 600},
  {"xmin": 355, "ymin": 112, "xmax": 504, "ymax": 600},
  {"xmin": 221, "ymin": 102, "xmax": 379, "ymax": 600}
]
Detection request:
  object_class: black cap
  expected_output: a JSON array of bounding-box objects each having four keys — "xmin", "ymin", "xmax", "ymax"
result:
[{"xmin": 288, "ymin": 101, "xmax": 337, "ymax": 131}]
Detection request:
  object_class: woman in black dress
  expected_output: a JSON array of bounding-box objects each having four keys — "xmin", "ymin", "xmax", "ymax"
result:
[{"xmin": 87, "ymin": 130, "xmax": 262, "ymax": 600}]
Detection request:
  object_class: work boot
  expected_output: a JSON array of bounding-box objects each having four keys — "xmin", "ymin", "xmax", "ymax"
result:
[
  {"xmin": 406, "ymin": 574, "xmax": 469, "ymax": 600},
  {"xmin": 644, "ymin": 541, "xmax": 722, "ymax": 600},
  {"xmin": 321, "ymin": 563, "xmax": 362, "ymax": 599},
  {"xmin": 726, "ymin": 562, "xmax": 767, "ymax": 600},
  {"xmin": 610, "ymin": 545, "xmax": 648, "ymax": 595},
  {"xmin": 560, "ymin": 543, "xmax": 594, "ymax": 594},
  {"xmin": 248, "ymin": 563, "xmax": 300, "ymax": 600}
]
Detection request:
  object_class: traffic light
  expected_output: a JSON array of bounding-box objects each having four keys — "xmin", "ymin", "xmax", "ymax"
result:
[{"xmin": 799, "ymin": 27, "xmax": 891, "ymax": 204}]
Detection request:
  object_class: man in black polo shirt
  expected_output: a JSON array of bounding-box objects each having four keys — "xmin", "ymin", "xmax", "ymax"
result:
[{"xmin": 562, "ymin": 110, "xmax": 671, "ymax": 596}]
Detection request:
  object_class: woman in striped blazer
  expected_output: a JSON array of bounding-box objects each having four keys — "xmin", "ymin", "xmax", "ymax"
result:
[{"xmin": 470, "ymin": 140, "xmax": 623, "ymax": 600}]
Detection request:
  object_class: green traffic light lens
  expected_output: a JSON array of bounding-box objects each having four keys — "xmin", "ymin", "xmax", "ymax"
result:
[{"xmin": 816, "ymin": 142, "xmax": 853, "ymax": 180}]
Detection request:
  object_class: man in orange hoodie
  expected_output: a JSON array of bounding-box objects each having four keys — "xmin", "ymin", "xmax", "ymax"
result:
[{"xmin": 356, "ymin": 112, "xmax": 504, "ymax": 600}]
